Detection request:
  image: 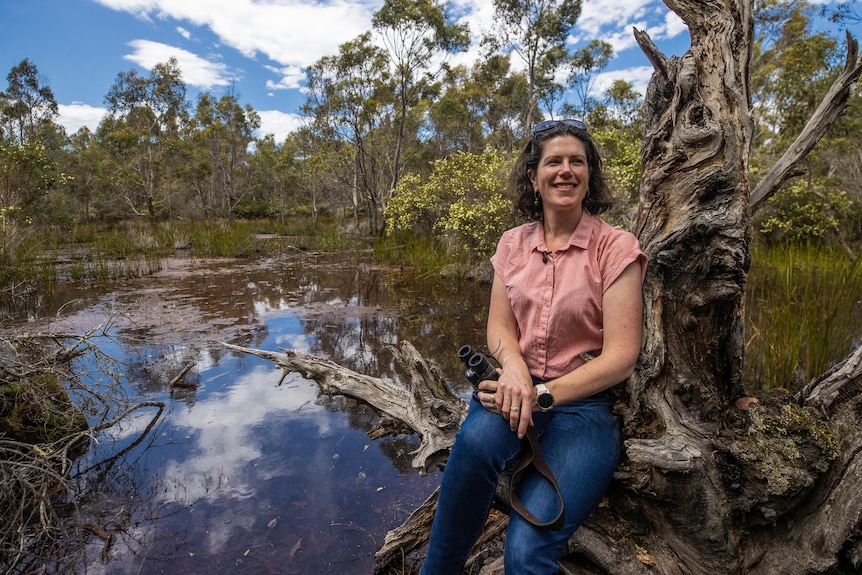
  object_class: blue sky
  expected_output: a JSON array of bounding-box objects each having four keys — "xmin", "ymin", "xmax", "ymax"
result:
[{"xmin": 0, "ymin": 0, "xmax": 853, "ymax": 143}]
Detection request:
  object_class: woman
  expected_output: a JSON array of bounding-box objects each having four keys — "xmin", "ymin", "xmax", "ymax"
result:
[{"xmin": 421, "ymin": 119, "xmax": 647, "ymax": 574}]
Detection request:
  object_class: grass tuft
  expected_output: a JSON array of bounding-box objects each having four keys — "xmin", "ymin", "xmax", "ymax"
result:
[{"xmin": 745, "ymin": 242, "xmax": 862, "ymax": 391}]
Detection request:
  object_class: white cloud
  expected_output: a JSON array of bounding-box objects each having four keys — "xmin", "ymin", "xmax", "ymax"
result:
[
  {"xmin": 661, "ymin": 10, "xmax": 688, "ymax": 40},
  {"xmin": 575, "ymin": 0, "xmax": 686, "ymax": 53},
  {"xmin": 57, "ymin": 102, "xmax": 108, "ymax": 135},
  {"xmin": 176, "ymin": 26, "xmax": 191, "ymax": 40},
  {"xmin": 594, "ymin": 65, "xmax": 654, "ymax": 98},
  {"xmin": 257, "ymin": 109, "xmax": 304, "ymax": 143},
  {"xmin": 157, "ymin": 366, "xmax": 341, "ymax": 506},
  {"xmin": 96, "ymin": 0, "xmax": 378, "ymax": 71},
  {"xmin": 124, "ymin": 39, "xmax": 233, "ymax": 89},
  {"xmin": 263, "ymin": 64, "xmax": 305, "ymax": 92},
  {"xmin": 578, "ymin": 0, "xmax": 654, "ymax": 37}
]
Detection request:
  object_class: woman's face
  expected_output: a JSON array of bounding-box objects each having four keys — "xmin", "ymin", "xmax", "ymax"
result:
[{"xmin": 528, "ymin": 135, "xmax": 589, "ymax": 216}]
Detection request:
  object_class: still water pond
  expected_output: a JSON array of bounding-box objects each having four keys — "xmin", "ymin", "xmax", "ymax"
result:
[{"xmin": 8, "ymin": 251, "xmax": 490, "ymax": 574}]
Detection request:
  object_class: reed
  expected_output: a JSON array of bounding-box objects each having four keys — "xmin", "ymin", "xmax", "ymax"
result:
[
  {"xmin": 0, "ymin": 218, "xmax": 361, "ymax": 288},
  {"xmin": 745, "ymin": 243, "xmax": 862, "ymax": 391},
  {"xmin": 373, "ymin": 234, "xmax": 456, "ymax": 273},
  {"xmin": 173, "ymin": 217, "xmax": 362, "ymax": 256},
  {"xmin": 67, "ymin": 222, "xmax": 170, "ymax": 279}
]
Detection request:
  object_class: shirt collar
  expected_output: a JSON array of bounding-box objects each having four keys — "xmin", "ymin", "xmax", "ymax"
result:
[{"xmin": 531, "ymin": 211, "xmax": 595, "ymax": 253}]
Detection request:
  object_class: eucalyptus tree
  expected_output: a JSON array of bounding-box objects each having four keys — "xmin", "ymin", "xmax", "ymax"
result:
[
  {"xmin": 300, "ymin": 134, "xmax": 359, "ymax": 229},
  {"xmin": 302, "ymin": 32, "xmax": 392, "ymax": 233},
  {"xmin": 752, "ymin": 0, "xmax": 842, "ymax": 153},
  {"xmin": 425, "ymin": 65, "xmax": 483, "ymax": 158},
  {"xmin": 481, "ymin": 55, "xmax": 532, "ymax": 155},
  {"xmin": 585, "ymin": 79, "xmax": 645, "ymax": 224},
  {"xmin": 484, "ymin": 0, "xmax": 582, "ymax": 132},
  {"xmin": 597, "ymin": 79, "xmax": 645, "ymax": 128},
  {"xmin": 101, "ymin": 58, "xmax": 189, "ymax": 223},
  {"xmin": 426, "ymin": 53, "xmax": 534, "ymax": 157},
  {"xmin": 371, "ymin": 0, "xmax": 470, "ymax": 194},
  {"xmin": 0, "ymin": 59, "xmax": 69, "ymax": 236},
  {"xmin": 532, "ymin": 44, "xmax": 567, "ymax": 119},
  {"xmin": 191, "ymin": 92, "xmax": 260, "ymax": 221},
  {"xmin": 65, "ymin": 127, "xmax": 105, "ymax": 224},
  {"xmin": 427, "ymin": 53, "xmax": 523, "ymax": 156},
  {"xmin": 0, "ymin": 59, "xmax": 59, "ymax": 146},
  {"xmin": 563, "ymin": 39, "xmax": 614, "ymax": 118},
  {"xmin": 246, "ymin": 133, "xmax": 303, "ymax": 223}
]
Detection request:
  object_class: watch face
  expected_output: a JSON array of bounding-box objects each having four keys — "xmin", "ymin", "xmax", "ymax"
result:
[{"xmin": 537, "ymin": 392, "xmax": 554, "ymax": 409}]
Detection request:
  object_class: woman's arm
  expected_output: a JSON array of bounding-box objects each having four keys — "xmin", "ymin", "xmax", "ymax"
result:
[
  {"xmin": 485, "ymin": 272, "xmax": 536, "ymax": 438},
  {"xmin": 540, "ymin": 260, "xmax": 644, "ymax": 405}
]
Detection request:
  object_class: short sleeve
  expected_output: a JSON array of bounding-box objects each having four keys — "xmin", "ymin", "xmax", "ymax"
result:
[{"xmin": 598, "ymin": 227, "xmax": 647, "ymax": 292}]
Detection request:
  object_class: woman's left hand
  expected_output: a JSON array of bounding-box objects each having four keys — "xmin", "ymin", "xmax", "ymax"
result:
[{"xmin": 494, "ymin": 359, "xmax": 534, "ymax": 438}]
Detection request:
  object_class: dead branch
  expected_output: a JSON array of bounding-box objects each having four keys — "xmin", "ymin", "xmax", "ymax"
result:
[
  {"xmin": 220, "ymin": 340, "xmax": 466, "ymax": 473},
  {"xmin": 0, "ymin": 328, "xmax": 166, "ymax": 574},
  {"xmin": 750, "ymin": 31, "xmax": 862, "ymax": 212},
  {"xmin": 798, "ymin": 342, "xmax": 862, "ymax": 414}
]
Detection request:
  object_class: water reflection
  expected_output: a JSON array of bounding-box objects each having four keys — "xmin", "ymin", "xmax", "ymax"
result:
[{"xmin": 4, "ymin": 251, "xmax": 489, "ymax": 574}]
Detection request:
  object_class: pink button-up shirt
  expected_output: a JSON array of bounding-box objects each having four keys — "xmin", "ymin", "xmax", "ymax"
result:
[{"xmin": 490, "ymin": 212, "xmax": 646, "ymax": 380}]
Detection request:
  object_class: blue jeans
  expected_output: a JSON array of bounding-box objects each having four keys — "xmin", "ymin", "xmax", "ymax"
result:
[{"xmin": 421, "ymin": 393, "xmax": 620, "ymax": 575}]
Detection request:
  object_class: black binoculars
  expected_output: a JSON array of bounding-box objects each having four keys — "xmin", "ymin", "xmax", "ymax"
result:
[{"xmin": 457, "ymin": 345, "xmax": 499, "ymax": 387}]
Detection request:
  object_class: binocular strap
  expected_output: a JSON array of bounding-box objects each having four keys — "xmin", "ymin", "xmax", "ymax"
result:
[{"xmin": 507, "ymin": 427, "xmax": 565, "ymax": 530}]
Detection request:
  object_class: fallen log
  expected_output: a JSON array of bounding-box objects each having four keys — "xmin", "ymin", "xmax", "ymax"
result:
[{"xmin": 220, "ymin": 340, "xmax": 466, "ymax": 473}]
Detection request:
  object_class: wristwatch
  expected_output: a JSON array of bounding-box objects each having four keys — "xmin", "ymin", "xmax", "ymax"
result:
[{"xmin": 535, "ymin": 383, "xmax": 554, "ymax": 411}]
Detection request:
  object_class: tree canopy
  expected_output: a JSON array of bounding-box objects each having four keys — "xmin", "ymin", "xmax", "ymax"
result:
[{"xmin": 0, "ymin": 0, "xmax": 858, "ymax": 248}]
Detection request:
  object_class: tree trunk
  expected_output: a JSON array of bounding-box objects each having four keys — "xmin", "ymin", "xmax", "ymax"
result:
[
  {"xmin": 220, "ymin": 341, "xmax": 466, "ymax": 473},
  {"xmin": 623, "ymin": 0, "xmax": 757, "ymax": 570},
  {"xmin": 589, "ymin": 1, "xmax": 862, "ymax": 573},
  {"xmin": 224, "ymin": 2, "xmax": 862, "ymax": 573}
]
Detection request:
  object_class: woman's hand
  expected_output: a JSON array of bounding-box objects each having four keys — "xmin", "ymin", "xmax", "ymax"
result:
[
  {"xmin": 493, "ymin": 358, "xmax": 534, "ymax": 439},
  {"xmin": 477, "ymin": 378, "xmax": 500, "ymax": 413},
  {"xmin": 475, "ymin": 363, "xmax": 533, "ymax": 437}
]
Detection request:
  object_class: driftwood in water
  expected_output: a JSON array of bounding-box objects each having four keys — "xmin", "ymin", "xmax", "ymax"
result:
[{"xmin": 220, "ymin": 340, "xmax": 465, "ymax": 472}]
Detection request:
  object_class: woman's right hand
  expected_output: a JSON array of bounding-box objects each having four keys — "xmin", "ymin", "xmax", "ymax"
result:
[{"xmin": 476, "ymin": 378, "xmax": 500, "ymax": 413}]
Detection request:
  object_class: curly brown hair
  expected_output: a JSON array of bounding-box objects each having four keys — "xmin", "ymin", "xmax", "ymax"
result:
[{"xmin": 510, "ymin": 121, "xmax": 614, "ymax": 221}]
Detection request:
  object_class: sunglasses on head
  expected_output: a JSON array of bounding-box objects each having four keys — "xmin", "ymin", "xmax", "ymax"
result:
[{"xmin": 532, "ymin": 119, "xmax": 587, "ymax": 134}]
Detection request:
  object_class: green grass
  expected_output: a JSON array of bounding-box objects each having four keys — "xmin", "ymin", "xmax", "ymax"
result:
[
  {"xmin": 745, "ymin": 242, "xmax": 862, "ymax": 392},
  {"xmin": 373, "ymin": 233, "xmax": 459, "ymax": 274},
  {"xmin": 0, "ymin": 217, "xmax": 372, "ymax": 287}
]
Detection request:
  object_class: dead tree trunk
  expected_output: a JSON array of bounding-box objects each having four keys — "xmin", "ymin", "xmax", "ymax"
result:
[
  {"xmin": 612, "ymin": 1, "xmax": 862, "ymax": 574},
  {"xmin": 220, "ymin": 341, "xmax": 466, "ymax": 472}
]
